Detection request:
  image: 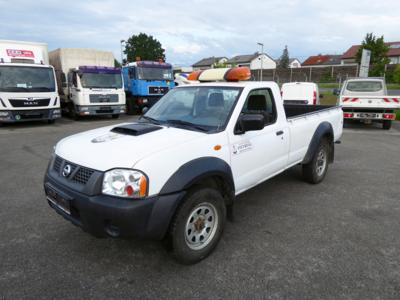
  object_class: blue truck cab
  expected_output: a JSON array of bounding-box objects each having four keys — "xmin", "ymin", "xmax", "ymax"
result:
[{"xmin": 122, "ymin": 61, "xmax": 174, "ymax": 114}]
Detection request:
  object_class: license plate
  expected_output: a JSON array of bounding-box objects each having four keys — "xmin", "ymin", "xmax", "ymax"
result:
[
  {"xmin": 99, "ymin": 106, "xmax": 111, "ymax": 110},
  {"xmin": 356, "ymin": 113, "xmax": 381, "ymax": 119},
  {"xmin": 46, "ymin": 186, "xmax": 71, "ymax": 215}
]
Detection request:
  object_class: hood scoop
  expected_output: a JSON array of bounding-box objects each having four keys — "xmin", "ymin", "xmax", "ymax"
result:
[{"xmin": 110, "ymin": 123, "xmax": 162, "ymax": 136}]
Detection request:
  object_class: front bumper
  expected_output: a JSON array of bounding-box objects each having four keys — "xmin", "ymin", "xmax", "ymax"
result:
[
  {"xmin": 75, "ymin": 105, "xmax": 125, "ymax": 116},
  {"xmin": 0, "ymin": 108, "xmax": 61, "ymax": 123},
  {"xmin": 44, "ymin": 170, "xmax": 185, "ymax": 240}
]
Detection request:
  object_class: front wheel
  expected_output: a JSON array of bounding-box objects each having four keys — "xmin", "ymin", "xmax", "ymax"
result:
[
  {"xmin": 168, "ymin": 187, "xmax": 226, "ymax": 265},
  {"xmin": 382, "ymin": 120, "xmax": 392, "ymax": 130},
  {"xmin": 303, "ymin": 139, "xmax": 329, "ymax": 184},
  {"xmin": 111, "ymin": 114, "xmax": 120, "ymax": 119}
]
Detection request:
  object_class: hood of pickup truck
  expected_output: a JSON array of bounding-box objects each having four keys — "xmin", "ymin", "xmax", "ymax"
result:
[{"xmin": 55, "ymin": 122, "xmax": 205, "ymax": 171}]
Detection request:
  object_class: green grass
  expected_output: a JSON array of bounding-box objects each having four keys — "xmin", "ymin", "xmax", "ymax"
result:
[
  {"xmin": 387, "ymin": 84, "xmax": 400, "ymax": 90},
  {"xmin": 319, "ymin": 83, "xmax": 400, "ymax": 90},
  {"xmin": 396, "ymin": 110, "xmax": 400, "ymax": 121},
  {"xmin": 318, "ymin": 83, "xmax": 339, "ymax": 89},
  {"xmin": 320, "ymin": 91, "xmax": 339, "ymax": 105}
]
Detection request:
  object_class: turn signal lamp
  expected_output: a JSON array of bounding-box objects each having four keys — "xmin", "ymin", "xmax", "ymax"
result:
[
  {"xmin": 224, "ymin": 67, "xmax": 251, "ymax": 81},
  {"xmin": 187, "ymin": 70, "xmax": 203, "ymax": 81}
]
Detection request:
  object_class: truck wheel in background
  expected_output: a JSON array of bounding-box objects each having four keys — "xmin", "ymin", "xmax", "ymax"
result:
[
  {"xmin": 168, "ymin": 187, "xmax": 226, "ymax": 265},
  {"xmin": 382, "ymin": 120, "xmax": 392, "ymax": 130},
  {"xmin": 112, "ymin": 114, "xmax": 119, "ymax": 119},
  {"xmin": 126, "ymin": 99, "xmax": 136, "ymax": 115},
  {"xmin": 47, "ymin": 119, "xmax": 55, "ymax": 124},
  {"xmin": 303, "ymin": 139, "xmax": 329, "ymax": 184},
  {"xmin": 68, "ymin": 103, "xmax": 80, "ymax": 120}
]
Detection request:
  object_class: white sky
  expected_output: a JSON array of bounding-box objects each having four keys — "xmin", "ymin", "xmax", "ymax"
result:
[{"xmin": 1, "ymin": 0, "xmax": 399, "ymax": 66}]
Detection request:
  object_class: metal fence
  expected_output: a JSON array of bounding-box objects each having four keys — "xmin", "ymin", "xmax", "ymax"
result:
[{"xmin": 251, "ymin": 64, "xmax": 399, "ymax": 84}]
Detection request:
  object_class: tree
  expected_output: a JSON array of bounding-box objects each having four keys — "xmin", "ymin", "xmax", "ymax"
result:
[
  {"xmin": 393, "ymin": 65, "xmax": 400, "ymax": 84},
  {"xmin": 124, "ymin": 33, "xmax": 166, "ymax": 62},
  {"xmin": 356, "ymin": 33, "xmax": 390, "ymax": 76},
  {"xmin": 278, "ymin": 45, "xmax": 290, "ymax": 69},
  {"xmin": 114, "ymin": 59, "xmax": 121, "ymax": 68}
]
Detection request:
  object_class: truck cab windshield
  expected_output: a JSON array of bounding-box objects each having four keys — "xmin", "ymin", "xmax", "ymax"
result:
[
  {"xmin": 137, "ymin": 67, "xmax": 173, "ymax": 81},
  {"xmin": 143, "ymin": 86, "xmax": 242, "ymax": 132},
  {"xmin": 0, "ymin": 66, "xmax": 55, "ymax": 92},
  {"xmin": 80, "ymin": 73, "xmax": 123, "ymax": 89}
]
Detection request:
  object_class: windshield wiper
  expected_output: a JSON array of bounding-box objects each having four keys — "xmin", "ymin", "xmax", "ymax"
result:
[
  {"xmin": 140, "ymin": 115, "xmax": 162, "ymax": 125},
  {"xmin": 31, "ymin": 87, "xmax": 53, "ymax": 92},
  {"xmin": 0, "ymin": 87, "xmax": 28, "ymax": 92},
  {"xmin": 165, "ymin": 119, "xmax": 209, "ymax": 132}
]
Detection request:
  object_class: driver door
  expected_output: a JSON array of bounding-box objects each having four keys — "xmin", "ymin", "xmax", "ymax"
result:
[{"xmin": 229, "ymin": 88, "xmax": 289, "ymax": 194}]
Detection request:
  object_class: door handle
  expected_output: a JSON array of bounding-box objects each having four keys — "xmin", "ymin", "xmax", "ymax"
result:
[{"xmin": 276, "ymin": 130, "xmax": 284, "ymax": 136}]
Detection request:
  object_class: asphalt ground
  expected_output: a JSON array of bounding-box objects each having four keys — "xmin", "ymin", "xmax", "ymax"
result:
[{"xmin": 0, "ymin": 115, "xmax": 399, "ymax": 299}]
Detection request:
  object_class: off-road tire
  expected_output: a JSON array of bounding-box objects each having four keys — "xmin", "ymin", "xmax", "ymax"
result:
[
  {"xmin": 303, "ymin": 139, "xmax": 329, "ymax": 184},
  {"xmin": 168, "ymin": 187, "xmax": 226, "ymax": 265}
]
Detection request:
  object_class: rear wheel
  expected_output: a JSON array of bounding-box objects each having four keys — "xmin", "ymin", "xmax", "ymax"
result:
[
  {"xmin": 168, "ymin": 187, "xmax": 226, "ymax": 265},
  {"xmin": 382, "ymin": 120, "xmax": 392, "ymax": 130},
  {"xmin": 47, "ymin": 119, "xmax": 55, "ymax": 124},
  {"xmin": 303, "ymin": 139, "xmax": 329, "ymax": 184},
  {"xmin": 111, "ymin": 114, "xmax": 120, "ymax": 119}
]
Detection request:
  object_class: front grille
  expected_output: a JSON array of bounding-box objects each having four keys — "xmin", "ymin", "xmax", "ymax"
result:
[
  {"xmin": 148, "ymin": 86, "xmax": 169, "ymax": 95},
  {"xmin": 53, "ymin": 156, "xmax": 95, "ymax": 185},
  {"xmin": 53, "ymin": 156, "xmax": 63, "ymax": 172},
  {"xmin": 72, "ymin": 168, "xmax": 95, "ymax": 185},
  {"xmin": 9, "ymin": 98, "xmax": 51, "ymax": 107},
  {"xmin": 89, "ymin": 94, "xmax": 119, "ymax": 103}
]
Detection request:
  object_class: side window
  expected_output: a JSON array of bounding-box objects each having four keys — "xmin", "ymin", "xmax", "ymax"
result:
[
  {"xmin": 128, "ymin": 67, "xmax": 135, "ymax": 79},
  {"xmin": 72, "ymin": 72, "xmax": 77, "ymax": 87},
  {"xmin": 241, "ymin": 89, "xmax": 277, "ymax": 125}
]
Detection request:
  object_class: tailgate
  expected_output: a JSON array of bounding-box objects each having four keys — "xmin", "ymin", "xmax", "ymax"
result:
[{"xmin": 341, "ymin": 96, "xmax": 400, "ymax": 109}]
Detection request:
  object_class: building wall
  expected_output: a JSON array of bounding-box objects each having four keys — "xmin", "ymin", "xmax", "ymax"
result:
[
  {"xmin": 389, "ymin": 56, "xmax": 400, "ymax": 64},
  {"xmin": 250, "ymin": 54, "xmax": 276, "ymax": 70},
  {"xmin": 289, "ymin": 60, "xmax": 301, "ymax": 68}
]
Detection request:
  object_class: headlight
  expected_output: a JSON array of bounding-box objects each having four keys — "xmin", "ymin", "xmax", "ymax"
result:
[{"xmin": 102, "ymin": 169, "xmax": 148, "ymax": 198}]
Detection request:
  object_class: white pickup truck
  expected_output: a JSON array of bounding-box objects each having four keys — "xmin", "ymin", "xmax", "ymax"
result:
[
  {"xmin": 336, "ymin": 77, "xmax": 400, "ymax": 129},
  {"xmin": 44, "ymin": 67, "xmax": 343, "ymax": 264}
]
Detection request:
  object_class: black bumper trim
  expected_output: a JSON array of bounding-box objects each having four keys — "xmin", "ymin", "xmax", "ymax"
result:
[{"xmin": 44, "ymin": 174, "xmax": 186, "ymax": 240}]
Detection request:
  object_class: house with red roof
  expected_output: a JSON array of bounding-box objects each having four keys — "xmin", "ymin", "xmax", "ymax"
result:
[
  {"xmin": 341, "ymin": 42, "xmax": 400, "ymax": 64},
  {"xmin": 302, "ymin": 54, "xmax": 342, "ymax": 67}
]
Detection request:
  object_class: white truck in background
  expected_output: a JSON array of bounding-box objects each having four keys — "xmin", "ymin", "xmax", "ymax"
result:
[
  {"xmin": 336, "ymin": 77, "xmax": 400, "ymax": 130},
  {"xmin": 49, "ymin": 48, "xmax": 126, "ymax": 119},
  {"xmin": 281, "ymin": 82, "xmax": 321, "ymax": 105},
  {"xmin": 0, "ymin": 40, "xmax": 60, "ymax": 124}
]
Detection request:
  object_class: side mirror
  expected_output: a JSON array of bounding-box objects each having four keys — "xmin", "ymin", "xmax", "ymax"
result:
[
  {"xmin": 319, "ymin": 94, "xmax": 324, "ymax": 99},
  {"xmin": 333, "ymin": 88, "xmax": 340, "ymax": 96},
  {"xmin": 235, "ymin": 113, "xmax": 264, "ymax": 134}
]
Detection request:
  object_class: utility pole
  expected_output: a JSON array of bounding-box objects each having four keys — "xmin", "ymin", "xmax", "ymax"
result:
[
  {"xmin": 257, "ymin": 42, "xmax": 264, "ymax": 81},
  {"xmin": 120, "ymin": 40, "xmax": 126, "ymax": 66}
]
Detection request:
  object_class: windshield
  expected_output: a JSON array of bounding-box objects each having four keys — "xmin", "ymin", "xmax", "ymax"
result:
[
  {"xmin": 0, "ymin": 66, "xmax": 55, "ymax": 92},
  {"xmin": 80, "ymin": 73, "xmax": 123, "ymax": 89},
  {"xmin": 137, "ymin": 67, "xmax": 173, "ymax": 81},
  {"xmin": 143, "ymin": 86, "xmax": 242, "ymax": 132},
  {"xmin": 346, "ymin": 81, "xmax": 383, "ymax": 92}
]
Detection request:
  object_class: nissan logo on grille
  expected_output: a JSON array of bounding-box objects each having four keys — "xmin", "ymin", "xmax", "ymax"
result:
[{"xmin": 62, "ymin": 164, "xmax": 72, "ymax": 177}]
